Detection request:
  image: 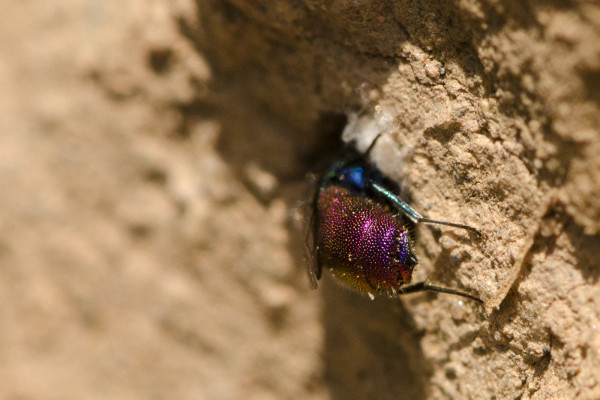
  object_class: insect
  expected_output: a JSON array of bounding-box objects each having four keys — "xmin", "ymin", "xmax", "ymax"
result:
[{"xmin": 306, "ymin": 134, "xmax": 482, "ymax": 302}]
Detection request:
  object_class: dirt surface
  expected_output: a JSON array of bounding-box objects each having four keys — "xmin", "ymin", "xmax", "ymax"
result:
[{"xmin": 1, "ymin": 1, "xmax": 599, "ymax": 399}]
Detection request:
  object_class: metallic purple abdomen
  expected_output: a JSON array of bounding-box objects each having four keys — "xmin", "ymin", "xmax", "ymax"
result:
[{"xmin": 316, "ymin": 186, "xmax": 413, "ymax": 294}]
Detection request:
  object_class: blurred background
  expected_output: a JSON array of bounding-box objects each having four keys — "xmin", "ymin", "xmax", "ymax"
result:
[{"xmin": 0, "ymin": 2, "xmax": 324, "ymax": 399}]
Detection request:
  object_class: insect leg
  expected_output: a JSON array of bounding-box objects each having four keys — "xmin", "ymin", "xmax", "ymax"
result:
[
  {"xmin": 397, "ymin": 281, "xmax": 482, "ymax": 302},
  {"xmin": 368, "ymin": 182, "xmax": 480, "ymax": 236}
]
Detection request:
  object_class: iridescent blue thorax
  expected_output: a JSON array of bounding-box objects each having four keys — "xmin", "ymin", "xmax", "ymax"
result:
[{"xmin": 319, "ymin": 159, "xmax": 386, "ymax": 196}]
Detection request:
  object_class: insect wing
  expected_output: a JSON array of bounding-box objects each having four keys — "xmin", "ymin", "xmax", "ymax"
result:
[{"xmin": 303, "ymin": 173, "xmax": 321, "ymax": 289}]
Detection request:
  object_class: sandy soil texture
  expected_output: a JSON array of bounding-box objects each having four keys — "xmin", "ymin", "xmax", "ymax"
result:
[{"xmin": 1, "ymin": 1, "xmax": 599, "ymax": 399}]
